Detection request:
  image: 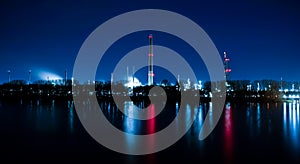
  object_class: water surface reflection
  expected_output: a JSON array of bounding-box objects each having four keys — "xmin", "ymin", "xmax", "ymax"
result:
[
  {"xmin": 224, "ymin": 102, "xmax": 233, "ymax": 162},
  {"xmin": 1, "ymin": 99, "xmax": 300, "ymax": 163},
  {"xmin": 283, "ymin": 102, "xmax": 300, "ymax": 156}
]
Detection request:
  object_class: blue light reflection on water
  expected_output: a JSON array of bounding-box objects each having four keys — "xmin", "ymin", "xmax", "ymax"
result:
[
  {"xmin": 1, "ymin": 99, "xmax": 300, "ymax": 162},
  {"xmin": 123, "ymin": 101, "xmax": 135, "ymax": 134},
  {"xmin": 122, "ymin": 101, "xmax": 161, "ymax": 154},
  {"xmin": 256, "ymin": 102, "xmax": 261, "ymax": 135},
  {"xmin": 283, "ymin": 102, "xmax": 300, "ymax": 153},
  {"xmin": 123, "ymin": 101, "xmax": 136, "ymax": 153},
  {"xmin": 68, "ymin": 100, "xmax": 74, "ymax": 133}
]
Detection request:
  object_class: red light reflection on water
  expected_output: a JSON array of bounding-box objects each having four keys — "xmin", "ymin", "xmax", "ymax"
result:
[
  {"xmin": 147, "ymin": 104, "xmax": 156, "ymax": 134},
  {"xmin": 146, "ymin": 104, "xmax": 156, "ymax": 154},
  {"xmin": 224, "ymin": 103, "xmax": 233, "ymax": 162}
]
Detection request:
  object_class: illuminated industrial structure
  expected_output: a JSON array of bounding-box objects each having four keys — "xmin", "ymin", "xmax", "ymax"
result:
[
  {"xmin": 224, "ymin": 51, "xmax": 231, "ymax": 81},
  {"xmin": 148, "ymin": 34, "xmax": 154, "ymax": 86},
  {"xmin": 64, "ymin": 70, "xmax": 67, "ymax": 86},
  {"xmin": 125, "ymin": 66, "xmax": 141, "ymax": 89},
  {"xmin": 28, "ymin": 70, "xmax": 31, "ymax": 84},
  {"xmin": 7, "ymin": 69, "xmax": 11, "ymax": 83},
  {"xmin": 111, "ymin": 73, "xmax": 114, "ymax": 84}
]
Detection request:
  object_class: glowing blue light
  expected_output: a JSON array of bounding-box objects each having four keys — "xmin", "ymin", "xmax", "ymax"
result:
[
  {"xmin": 39, "ymin": 71, "xmax": 62, "ymax": 81},
  {"xmin": 124, "ymin": 76, "xmax": 142, "ymax": 88}
]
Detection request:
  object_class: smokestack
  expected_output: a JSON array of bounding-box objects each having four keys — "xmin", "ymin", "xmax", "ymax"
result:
[
  {"xmin": 126, "ymin": 66, "xmax": 129, "ymax": 83},
  {"xmin": 7, "ymin": 70, "xmax": 11, "ymax": 83},
  {"xmin": 148, "ymin": 34, "xmax": 154, "ymax": 86},
  {"xmin": 132, "ymin": 66, "xmax": 135, "ymax": 84},
  {"xmin": 28, "ymin": 70, "xmax": 31, "ymax": 84},
  {"xmin": 65, "ymin": 69, "xmax": 67, "ymax": 86}
]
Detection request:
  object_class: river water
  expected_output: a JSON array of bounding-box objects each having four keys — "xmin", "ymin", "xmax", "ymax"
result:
[{"xmin": 0, "ymin": 99, "xmax": 299, "ymax": 163}]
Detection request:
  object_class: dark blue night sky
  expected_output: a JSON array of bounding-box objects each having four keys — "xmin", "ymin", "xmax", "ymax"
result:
[{"xmin": 0, "ymin": 0, "xmax": 300, "ymax": 84}]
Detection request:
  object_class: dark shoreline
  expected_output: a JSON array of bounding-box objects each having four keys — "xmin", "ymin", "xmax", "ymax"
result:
[{"xmin": 0, "ymin": 81, "xmax": 297, "ymax": 104}]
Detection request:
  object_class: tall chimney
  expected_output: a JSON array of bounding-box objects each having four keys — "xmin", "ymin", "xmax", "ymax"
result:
[{"xmin": 148, "ymin": 34, "xmax": 154, "ymax": 86}]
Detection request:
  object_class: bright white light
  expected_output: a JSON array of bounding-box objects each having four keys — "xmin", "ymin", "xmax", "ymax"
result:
[
  {"xmin": 125, "ymin": 76, "xmax": 142, "ymax": 88},
  {"xmin": 39, "ymin": 71, "xmax": 62, "ymax": 81}
]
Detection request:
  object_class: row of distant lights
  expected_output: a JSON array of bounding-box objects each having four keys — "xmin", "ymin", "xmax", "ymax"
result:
[
  {"xmin": 279, "ymin": 89, "xmax": 300, "ymax": 92},
  {"xmin": 5, "ymin": 70, "xmax": 63, "ymax": 81},
  {"xmin": 282, "ymin": 95, "xmax": 300, "ymax": 99}
]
